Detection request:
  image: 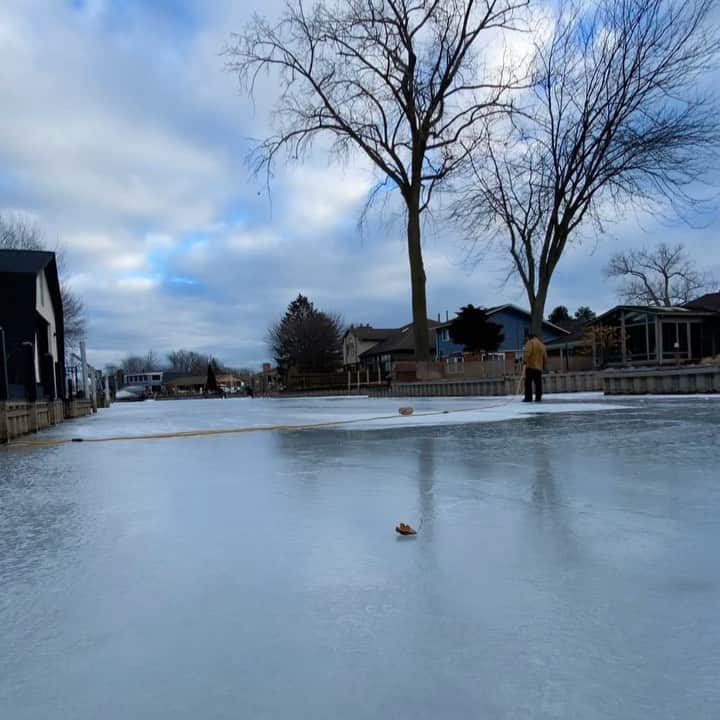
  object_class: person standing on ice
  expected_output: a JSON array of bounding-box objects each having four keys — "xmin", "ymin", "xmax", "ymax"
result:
[{"xmin": 523, "ymin": 334, "xmax": 547, "ymax": 403}]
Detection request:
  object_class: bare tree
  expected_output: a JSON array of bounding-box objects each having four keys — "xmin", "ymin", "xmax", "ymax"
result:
[
  {"xmin": 458, "ymin": 0, "xmax": 720, "ymax": 334},
  {"xmin": 167, "ymin": 349, "xmax": 211, "ymax": 375},
  {"xmin": 119, "ymin": 352, "xmax": 160, "ymax": 373},
  {"xmin": 0, "ymin": 214, "xmax": 87, "ymax": 354},
  {"xmin": 580, "ymin": 324, "xmax": 625, "ymax": 368},
  {"xmin": 142, "ymin": 350, "xmax": 160, "ymax": 371},
  {"xmin": 119, "ymin": 355, "xmax": 145, "ymax": 374},
  {"xmin": 606, "ymin": 242, "xmax": 714, "ymax": 305},
  {"xmin": 226, "ymin": 0, "xmax": 525, "ymax": 361}
]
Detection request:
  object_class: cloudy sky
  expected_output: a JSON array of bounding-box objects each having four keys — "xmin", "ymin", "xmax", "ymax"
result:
[{"xmin": 1, "ymin": 0, "xmax": 718, "ymax": 369}]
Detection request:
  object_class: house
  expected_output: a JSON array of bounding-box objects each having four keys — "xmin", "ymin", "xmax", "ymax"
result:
[
  {"xmin": 360, "ymin": 320, "xmax": 441, "ymax": 374},
  {"xmin": 165, "ymin": 375, "xmax": 208, "ymax": 394},
  {"xmin": 122, "ymin": 371, "xmax": 166, "ymax": 392},
  {"xmin": 543, "ymin": 327, "xmax": 594, "ymax": 372},
  {"xmin": 216, "ymin": 373, "xmax": 244, "ymax": 393},
  {"xmin": 342, "ymin": 325, "xmax": 396, "ymax": 368},
  {"xmin": 435, "ymin": 305, "xmax": 568, "ymax": 360},
  {"xmin": 0, "ymin": 249, "xmax": 65, "ymax": 400},
  {"xmin": 546, "ymin": 303, "xmax": 720, "ymax": 369}
]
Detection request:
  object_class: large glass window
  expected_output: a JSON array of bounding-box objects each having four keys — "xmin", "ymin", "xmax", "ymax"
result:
[
  {"xmin": 661, "ymin": 321, "xmax": 690, "ymax": 360},
  {"xmin": 623, "ymin": 313, "xmax": 656, "ymax": 362}
]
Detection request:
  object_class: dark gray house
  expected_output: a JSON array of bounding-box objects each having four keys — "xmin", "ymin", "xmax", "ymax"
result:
[
  {"xmin": 360, "ymin": 320, "xmax": 441, "ymax": 374},
  {"xmin": 0, "ymin": 250, "xmax": 65, "ymax": 400}
]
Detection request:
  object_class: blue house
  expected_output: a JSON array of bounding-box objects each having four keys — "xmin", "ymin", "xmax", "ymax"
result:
[{"xmin": 435, "ymin": 304, "xmax": 568, "ymax": 359}]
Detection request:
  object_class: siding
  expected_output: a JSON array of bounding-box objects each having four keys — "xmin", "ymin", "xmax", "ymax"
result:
[{"xmin": 436, "ymin": 307, "xmax": 567, "ymax": 358}]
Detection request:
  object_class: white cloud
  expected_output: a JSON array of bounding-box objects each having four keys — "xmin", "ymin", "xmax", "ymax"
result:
[
  {"xmin": 284, "ymin": 163, "xmax": 375, "ymax": 231},
  {"xmin": 1, "ymin": 0, "xmax": 718, "ymax": 370}
]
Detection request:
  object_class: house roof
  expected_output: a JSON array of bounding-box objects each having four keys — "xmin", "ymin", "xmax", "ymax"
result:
[
  {"xmin": 592, "ymin": 304, "xmax": 716, "ymax": 324},
  {"xmin": 684, "ymin": 292, "xmax": 720, "ymax": 313},
  {"xmin": 160, "ymin": 370, "xmax": 188, "ymax": 382},
  {"xmin": 360, "ymin": 320, "xmax": 441, "ymax": 357},
  {"xmin": 433, "ymin": 304, "xmax": 570, "ymax": 335},
  {"xmin": 0, "ymin": 249, "xmax": 56, "ymax": 274},
  {"xmin": 545, "ymin": 327, "xmax": 590, "ymax": 348},
  {"xmin": 344, "ymin": 326, "xmax": 397, "ymax": 342},
  {"xmin": 166, "ymin": 375, "xmax": 207, "ymax": 386}
]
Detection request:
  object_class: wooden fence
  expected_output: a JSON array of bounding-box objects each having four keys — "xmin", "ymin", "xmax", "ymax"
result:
[{"xmin": 1, "ymin": 399, "xmax": 94, "ymax": 442}]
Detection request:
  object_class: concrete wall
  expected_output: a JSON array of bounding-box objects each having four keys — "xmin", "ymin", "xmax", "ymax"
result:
[
  {"xmin": 604, "ymin": 366, "xmax": 720, "ymax": 395},
  {"xmin": 371, "ymin": 371, "xmax": 604, "ymax": 398}
]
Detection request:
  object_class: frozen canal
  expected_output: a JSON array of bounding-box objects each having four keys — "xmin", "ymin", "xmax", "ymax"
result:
[{"xmin": 1, "ymin": 394, "xmax": 719, "ymax": 719}]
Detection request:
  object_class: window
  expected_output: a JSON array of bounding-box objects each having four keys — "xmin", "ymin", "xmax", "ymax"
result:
[
  {"xmin": 152, "ymin": 374, "xmax": 161, "ymax": 381},
  {"xmin": 440, "ymin": 328, "xmax": 450, "ymax": 342},
  {"xmin": 39, "ymin": 274, "xmax": 45, "ymax": 306},
  {"xmin": 661, "ymin": 321, "xmax": 690, "ymax": 360}
]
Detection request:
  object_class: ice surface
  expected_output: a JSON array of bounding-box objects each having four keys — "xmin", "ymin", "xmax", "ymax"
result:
[
  {"xmin": 1, "ymin": 395, "xmax": 720, "ymax": 719},
  {"xmin": 31, "ymin": 392, "xmax": 631, "ymax": 440}
]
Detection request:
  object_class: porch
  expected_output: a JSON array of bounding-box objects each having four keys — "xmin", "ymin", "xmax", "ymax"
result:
[{"xmin": 595, "ymin": 306, "xmax": 718, "ymax": 366}]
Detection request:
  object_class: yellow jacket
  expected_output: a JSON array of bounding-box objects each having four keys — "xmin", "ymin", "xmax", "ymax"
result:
[{"xmin": 524, "ymin": 337, "xmax": 547, "ymax": 371}]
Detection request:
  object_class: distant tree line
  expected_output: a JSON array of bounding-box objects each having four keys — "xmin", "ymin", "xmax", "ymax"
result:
[
  {"xmin": 116, "ymin": 350, "xmax": 253, "ymax": 377},
  {"xmin": 548, "ymin": 306, "xmax": 597, "ymax": 328}
]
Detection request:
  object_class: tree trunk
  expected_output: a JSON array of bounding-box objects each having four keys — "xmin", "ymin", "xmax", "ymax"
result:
[
  {"xmin": 529, "ymin": 283, "xmax": 548, "ymax": 337},
  {"xmin": 406, "ymin": 195, "xmax": 430, "ymax": 363}
]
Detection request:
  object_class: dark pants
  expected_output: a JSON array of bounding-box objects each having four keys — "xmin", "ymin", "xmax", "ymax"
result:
[{"xmin": 524, "ymin": 368, "xmax": 543, "ymax": 402}]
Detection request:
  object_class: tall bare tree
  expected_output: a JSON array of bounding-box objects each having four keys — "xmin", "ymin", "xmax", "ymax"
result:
[
  {"xmin": 0, "ymin": 214, "xmax": 87, "ymax": 354},
  {"xmin": 226, "ymin": 0, "xmax": 525, "ymax": 361},
  {"xmin": 606, "ymin": 242, "xmax": 715, "ymax": 305},
  {"xmin": 458, "ymin": 0, "xmax": 720, "ymax": 334}
]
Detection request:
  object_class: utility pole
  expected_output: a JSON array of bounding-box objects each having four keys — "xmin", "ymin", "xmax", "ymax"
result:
[{"xmin": 80, "ymin": 341, "xmax": 88, "ymax": 398}]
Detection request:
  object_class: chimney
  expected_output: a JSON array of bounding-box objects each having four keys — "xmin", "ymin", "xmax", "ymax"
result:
[{"xmin": 445, "ymin": 310, "xmax": 449, "ymax": 321}]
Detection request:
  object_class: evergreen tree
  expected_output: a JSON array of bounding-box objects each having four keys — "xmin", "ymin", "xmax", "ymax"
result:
[
  {"xmin": 206, "ymin": 362, "xmax": 218, "ymax": 392},
  {"xmin": 574, "ymin": 306, "xmax": 596, "ymax": 322},
  {"xmin": 448, "ymin": 305, "xmax": 504, "ymax": 353},
  {"xmin": 267, "ymin": 294, "xmax": 343, "ymax": 379},
  {"xmin": 549, "ymin": 306, "xmax": 572, "ymax": 325}
]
